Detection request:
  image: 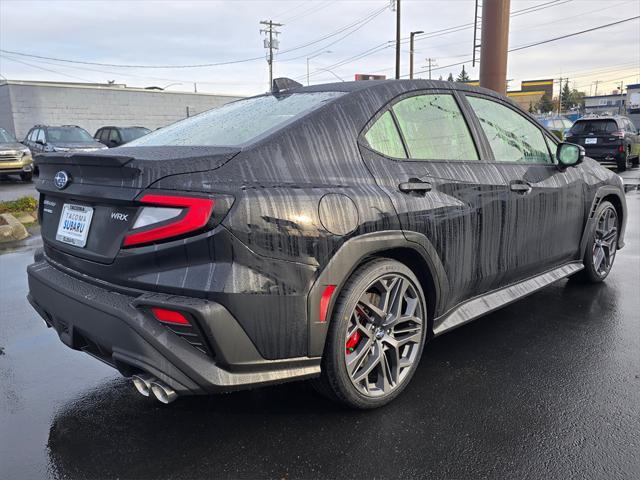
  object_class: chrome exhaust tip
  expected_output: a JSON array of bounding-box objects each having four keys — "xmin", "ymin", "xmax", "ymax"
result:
[
  {"xmin": 150, "ymin": 381, "xmax": 178, "ymax": 404},
  {"xmin": 132, "ymin": 373, "xmax": 155, "ymax": 397}
]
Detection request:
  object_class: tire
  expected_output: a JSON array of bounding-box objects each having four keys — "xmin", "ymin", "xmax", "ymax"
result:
[
  {"xmin": 617, "ymin": 149, "xmax": 630, "ymax": 172},
  {"xmin": 20, "ymin": 172, "xmax": 33, "ymax": 182},
  {"xmin": 572, "ymin": 200, "xmax": 619, "ymax": 283},
  {"xmin": 313, "ymin": 258, "xmax": 428, "ymax": 409}
]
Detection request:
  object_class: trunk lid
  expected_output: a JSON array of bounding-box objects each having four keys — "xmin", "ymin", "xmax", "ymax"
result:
[{"xmin": 36, "ymin": 146, "xmax": 240, "ymax": 264}]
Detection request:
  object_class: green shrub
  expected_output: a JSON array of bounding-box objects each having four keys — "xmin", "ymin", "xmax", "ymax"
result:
[{"xmin": 0, "ymin": 196, "xmax": 38, "ymax": 214}]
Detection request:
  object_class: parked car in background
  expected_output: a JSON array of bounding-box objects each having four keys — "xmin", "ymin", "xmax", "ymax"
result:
[
  {"xmin": 23, "ymin": 125, "xmax": 107, "ymax": 174},
  {"xmin": 0, "ymin": 127, "xmax": 33, "ymax": 182},
  {"xmin": 536, "ymin": 116, "xmax": 574, "ymax": 140},
  {"xmin": 565, "ymin": 115, "xmax": 640, "ymax": 171},
  {"xmin": 94, "ymin": 126, "xmax": 151, "ymax": 148},
  {"xmin": 27, "ymin": 79, "xmax": 627, "ymax": 409}
]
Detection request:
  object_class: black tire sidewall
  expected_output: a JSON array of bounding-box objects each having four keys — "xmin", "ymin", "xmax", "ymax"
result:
[{"xmin": 322, "ymin": 258, "xmax": 427, "ymax": 409}]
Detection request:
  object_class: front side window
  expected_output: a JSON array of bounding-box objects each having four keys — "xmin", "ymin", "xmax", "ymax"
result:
[
  {"xmin": 36, "ymin": 129, "xmax": 46, "ymax": 143},
  {"xmin": 109, "ymin": 129, "xmax": 121, "ymax": 143},
  {"xmin": 467, "ymin": 96, "xmax": 552, "ymax": 164},
  {"xmin": 364, "ymin": 111, "xmax": 406, "ymax": 158},
  {"xmin": 392, "ymin": 94, "xmax": 479, "ymax": 161},
  {"xmin": 129, "ymin": 92, "xmax": 344, "ymax": 147}
]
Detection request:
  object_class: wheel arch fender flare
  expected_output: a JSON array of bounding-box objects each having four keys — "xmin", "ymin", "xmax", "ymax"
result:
[
  {"xmin": 580, "ymin": 185, "xmax": 627, "ymax": 257},
  {"xmin": 307, "ymin": 230, "xmax": 449, "ymax": 357}
]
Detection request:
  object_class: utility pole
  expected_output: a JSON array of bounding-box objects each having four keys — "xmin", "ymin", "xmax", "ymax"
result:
[
  {"xmin": 594, "ymin": 80, "xmax": 599, "ymax": 97},
  {"xmin": 260, "ymin": 20, "xmax": 283, "ymax": 91},
  {"xmin": 557, "ymin": 77, "xmax": 563, "ymax": 115},
  {"xmin": 409, "ymin": 30, "xmax": 423, "ymax": 79},
  {"xmin": 479, "ymin": 0, "xmax": 510, "ymax": 94},
  {"xmin": 394, "ymin": 0, "xmax": 401, "ymax": 79},
  {"xmin": 619, "ymin": 80, "xmax": 624, "ymax": 114},
  {"xmin": 426, "ymin": 58, "xmax": 437, "ymax": 80}
]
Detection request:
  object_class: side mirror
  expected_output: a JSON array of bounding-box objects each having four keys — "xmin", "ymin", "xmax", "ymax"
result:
[
  {"xmin": 556, "ymin": 142, "xmax": 584, "ymax": 168},
  {"xmin": 109, "ymin": 139, "xmax": 118, "ymax": 147},
  {"xmin": 36, "ymin": 139, "xmax": 45, "ymax": 146}
]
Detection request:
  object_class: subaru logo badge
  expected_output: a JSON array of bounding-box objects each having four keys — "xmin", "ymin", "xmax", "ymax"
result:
[{"xmin": 54, "ymin": 171, "xmax": 70, "ymax": 190}]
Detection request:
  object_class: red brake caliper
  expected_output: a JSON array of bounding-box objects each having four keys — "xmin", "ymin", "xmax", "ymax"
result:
[
  {"xmin": 346, "ymin": 330, "xmax": 362, "ymax": 354},
  {"xmin": 346, "ymin": 306, "xmax": 366, "ymax": 354}
]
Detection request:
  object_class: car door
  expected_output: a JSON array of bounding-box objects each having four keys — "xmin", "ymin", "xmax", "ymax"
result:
[
  {"xmin": 462, "ymin": 93, "xmax": 586, "ymax": 280},
  {"xmin": 359, "ymin": 89, "xmax": 513, "ymax": 312}
]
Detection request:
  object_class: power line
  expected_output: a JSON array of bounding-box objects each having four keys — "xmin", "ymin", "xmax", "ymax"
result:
[
  {"xmin": 0, "ymin": 4, "xmax": 389, "ymax": 70},
  {"xmin": 304, "ymin": 0, "xmax": 573, "ymax": 82}
]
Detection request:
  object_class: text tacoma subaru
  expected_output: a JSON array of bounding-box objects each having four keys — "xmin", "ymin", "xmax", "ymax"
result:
[{"xmin": 27, "ymin": 79, "xmax": 627, "ymax": 409}]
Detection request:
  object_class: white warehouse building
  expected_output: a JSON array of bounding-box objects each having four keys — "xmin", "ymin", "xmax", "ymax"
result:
[{"xmin": 0, "ymin": 80, "xmax": 244, "ymax": 140}]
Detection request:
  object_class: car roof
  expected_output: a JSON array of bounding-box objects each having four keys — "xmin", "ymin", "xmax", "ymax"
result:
[{"xmin": 287, "ymin": 79, "xmax": 503, "ymax": 98}]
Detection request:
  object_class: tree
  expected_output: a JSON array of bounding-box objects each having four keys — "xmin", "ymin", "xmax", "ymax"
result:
[
  {"xmin": 456, "ymin": 65, "xmax": 470, "ymax": 82},
  {"xmin": 535, "ymin": 94, "xmax": 555, "ymax": 114},
  {"xmin": 447, "ymin": 72, "xmax": 454, "ymax": 82},
  {"xmin": 528, "ymin": 102, "xmax": 534, "ymax": 114},
  {"xmin": 438, "ymin": 75, "xmax": 443, "ymax": 81},
  {"xmin": 561, "ymin": 80, "xmax": 572, "ymax": 111}
]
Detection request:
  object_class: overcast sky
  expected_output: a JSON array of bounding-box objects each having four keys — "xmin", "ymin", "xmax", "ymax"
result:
[{"xmin": 0, "ymin": 0, "xmax": 638, "ymax": 97}]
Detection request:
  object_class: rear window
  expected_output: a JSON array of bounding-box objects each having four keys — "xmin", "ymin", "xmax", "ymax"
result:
[
  {"xmin": 570, "ymin": 120, "xmax": 617, "ymax": 135},
  {"xmin": 47, "ymin": 127, "xmax": 94, "ymax": 143},
  {"xmin": 129, "ymin": 92, "xmax": 344, "ymax": 147}
]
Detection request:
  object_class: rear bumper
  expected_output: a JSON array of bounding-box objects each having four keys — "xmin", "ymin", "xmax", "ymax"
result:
[
  {"xmin": 27, "ymin": 256, "xmax": 320, "ymax": 395},
  {"xmin": 584, "ymin": 148, "xmax": 625, "ymax": 164}
]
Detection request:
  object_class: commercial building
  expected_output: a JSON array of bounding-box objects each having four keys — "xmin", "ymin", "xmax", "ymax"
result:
[
  {"xmin": 583, "ymin": 93, "xmax": 625, "ymax": 115},
  {"xmin": 462, "ymin": 78, "xmax": 552, "ymax": 111},
  {"xmin": 0, "ymin": 80, "xmax": 243, "ymax": 140}
]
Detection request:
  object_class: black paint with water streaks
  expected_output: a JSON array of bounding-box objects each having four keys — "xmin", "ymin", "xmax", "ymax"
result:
[{"xmin": 27, "ymin": 80, "xmax": 626, "ymax": 372}]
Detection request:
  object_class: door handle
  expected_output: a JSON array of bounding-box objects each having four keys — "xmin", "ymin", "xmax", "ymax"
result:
[
  {"xmin": 399, "ymin": 179, "xmax": 432, "ymax": 194},
  {"xmin": 510, "ymin": 181, "xmax": 532, "ymax": 194}
]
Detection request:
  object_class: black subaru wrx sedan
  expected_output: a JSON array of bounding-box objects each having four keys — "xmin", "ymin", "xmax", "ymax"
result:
[{"xmin": 27, "ymin": 79, "xmax": 627, "ymax": 409}]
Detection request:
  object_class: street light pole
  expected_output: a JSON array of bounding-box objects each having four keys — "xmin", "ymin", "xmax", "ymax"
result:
[
  {"xmin": 409, "ymin": 30, "xmax": 424, "ymax": 79},
  {"xmin": 306, "ymin": 50, "xmax": 332, "ymax": 86}
]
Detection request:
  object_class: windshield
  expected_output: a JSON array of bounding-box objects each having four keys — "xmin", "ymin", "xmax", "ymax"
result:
[
  {"xmin": 120, "ymin": 127, "xmax": 151, "ymax": 143},
  {"xmin": 129, "ymin": 91, "xmax": 344, "ymax": 147},
  {"xmin": 47, "ymin": 126, "xmax": 94, "ymax": 143},
  {"xmin": 0, "ymin": 128, "xmax": 17, "ymax": 143},
  {"xmin": 570, "ymin": 119, "xmax": 617, "ymax": 135}
]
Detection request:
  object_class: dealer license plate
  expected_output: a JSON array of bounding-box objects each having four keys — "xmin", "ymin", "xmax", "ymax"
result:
[{"xmin": 56, "ymin": 204, "xmax": 94, "ymax": 248}]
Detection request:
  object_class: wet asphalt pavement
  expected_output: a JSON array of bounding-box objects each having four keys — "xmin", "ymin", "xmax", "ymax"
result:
[{"xmin": 1, "ymin": 175, "xmax": 639, "ymax": 479}]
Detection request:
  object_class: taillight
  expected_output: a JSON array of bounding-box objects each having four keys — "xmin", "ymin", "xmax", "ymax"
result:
[
  {"xmin": 123, "ymin": 194, "xmax": 215, "ymax": 247},
  {"xmin": 611, "ymin": 130, "xmax": 625, "ymax": 138}
]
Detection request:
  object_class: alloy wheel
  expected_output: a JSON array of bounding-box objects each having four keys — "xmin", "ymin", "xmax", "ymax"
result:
[
  {"xmin": 344, "ymin": 274, "xmax": 424, "ymax": 397},
  {"xmin": 592, "ymin": 206, "xmax": 618, "ymax": 277}
]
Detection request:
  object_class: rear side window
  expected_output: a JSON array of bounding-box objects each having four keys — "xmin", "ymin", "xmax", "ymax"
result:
[
  {"xmin": 129, "ymin": 92, "xmax": 344, "ymax": 147},
  {"xmin": 467, "ymin": 96, "xmax": 551, "ymax": 164},
  {"xmin": 364, "ymin": 111, "xmax": 406, "ymax": 158},
  {"xmin": 392, "ymin": 94, "xmax": 479, "ymax": 161},
  {"xmin": 570, "ymin": 120, "xmax": 617, "ymax": 135}
]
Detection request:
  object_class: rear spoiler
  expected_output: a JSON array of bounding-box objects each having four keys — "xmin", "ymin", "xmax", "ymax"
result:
[{"xmin": 34, "ymin": 153, "xmax": 134, "ymax": 167}]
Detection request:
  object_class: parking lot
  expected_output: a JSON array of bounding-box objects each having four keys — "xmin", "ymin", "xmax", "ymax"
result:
[{"xmin": 0, "ymin": 170, "xmax": 638, "ymax": 479}]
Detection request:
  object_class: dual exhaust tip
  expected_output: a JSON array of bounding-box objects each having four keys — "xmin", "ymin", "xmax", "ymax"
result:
[{"xmin": 132, "ymin": 373, "xmax": 177, "ymax": 404}]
